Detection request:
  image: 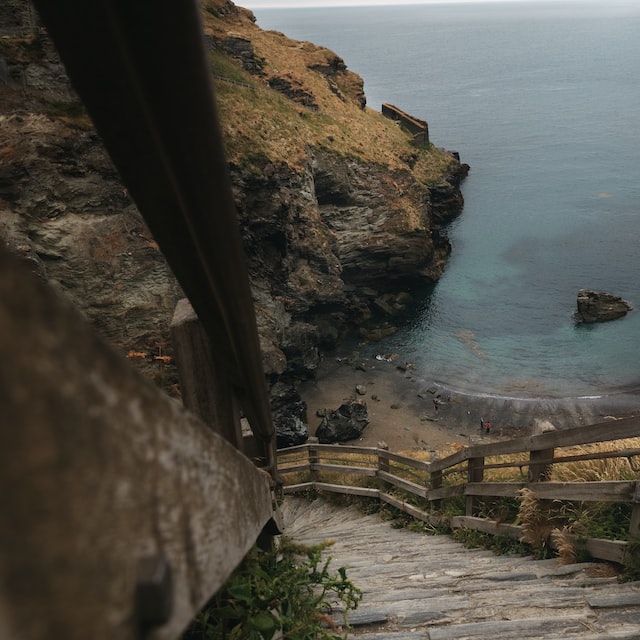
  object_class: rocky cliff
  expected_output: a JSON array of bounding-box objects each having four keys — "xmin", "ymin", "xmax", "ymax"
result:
[{"xmin": 0, "ymin": 0, "xmax": 467, "ymax": 444}]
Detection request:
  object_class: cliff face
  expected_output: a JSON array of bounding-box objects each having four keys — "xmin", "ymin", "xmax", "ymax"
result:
[{"xmin": 0, "ymin": 0, "xmax": 467, "ymax": 443}]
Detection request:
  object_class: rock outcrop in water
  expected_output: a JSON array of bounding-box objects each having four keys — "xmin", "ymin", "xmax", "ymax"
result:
[
  {"xmin": 0, "ymin": 0, "xmax": 467, "ymax": 445},
  {"xmin": 575, "ymin": 289, "xmax": 632, "ymax": 324}
]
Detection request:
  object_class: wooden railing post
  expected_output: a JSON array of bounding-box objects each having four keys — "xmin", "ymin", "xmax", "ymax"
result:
[
  {"xmin": 528, "ymin": 448, "xmax": 554, "ymax": 482},
  {"xmin": 171, "ymin": 299, "xmax": 243, "ymax": 450},
  {"xmin": 309, "ymin": 446, "xmax": 320, "ymax": 483},
  {"xmin": 378, "ymin": 450, "xmax": 390, "ymax": 474},
  {"xmin": 466, "ymin": 457, "xmax": 485, "ymax": 516},
  {"xmin": 430, "ymin": 468, "xmax": 443, "ymax": 513},
  {"xmin": 378, "ymin": 449, "xmax": 391, "ymax": 495},
  {"xmin": 630, "ymin": 482, "xmax": 640, "ymax": 538}
]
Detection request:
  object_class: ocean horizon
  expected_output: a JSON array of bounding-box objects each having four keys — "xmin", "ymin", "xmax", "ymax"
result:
[{"xmin": 253, "ymin": 1, "xmax": 640, "ymax": 398}]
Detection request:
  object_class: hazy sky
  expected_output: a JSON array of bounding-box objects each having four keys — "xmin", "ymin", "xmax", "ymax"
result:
[{"xmin": 242, "ymin": 0, "xmax": 575, "ymax": 8}]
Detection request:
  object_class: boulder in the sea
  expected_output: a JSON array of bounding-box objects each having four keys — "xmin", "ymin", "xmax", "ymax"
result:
[
  {"xmin": 576, "ymin": 289, "xmax": 632, "ymax": 324},
  {"xmin": 316, "ymin": 401, "xmax": 369, "ymax": 443}
]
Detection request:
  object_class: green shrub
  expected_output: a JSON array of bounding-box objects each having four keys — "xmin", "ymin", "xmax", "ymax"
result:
[{"xmin": 183, "ymin": 538, "xmax": 362, "ymax": 639}]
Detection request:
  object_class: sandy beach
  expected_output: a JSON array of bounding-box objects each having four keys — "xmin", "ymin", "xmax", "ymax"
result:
[{"xmin": 298, "ymin": 350, "xmax": 640, "ymax": 454}]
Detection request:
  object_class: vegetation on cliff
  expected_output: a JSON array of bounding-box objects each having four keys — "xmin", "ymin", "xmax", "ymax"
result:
[{"xmin": 201, "ymin": 0, "xmax": 456, "ymax": 185}]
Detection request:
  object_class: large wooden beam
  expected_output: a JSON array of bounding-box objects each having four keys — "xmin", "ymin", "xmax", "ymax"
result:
[
  {"xmin": 0, "ymin": 244, "xmax": 277, "ymax": 640},
  {"xmin": 31, "ymin": 0, "xmax": 276, "ymax": 462}
]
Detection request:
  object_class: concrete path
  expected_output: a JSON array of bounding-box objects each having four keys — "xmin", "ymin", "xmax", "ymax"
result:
[{"xmin": 282, "ymin": 497, "xmax": 640, "ymax": 639}]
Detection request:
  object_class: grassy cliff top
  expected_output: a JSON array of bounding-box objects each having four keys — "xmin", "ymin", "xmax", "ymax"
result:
[{"xmin": 202, "ymin": 0, "xmax": 457, "ymax": 183}]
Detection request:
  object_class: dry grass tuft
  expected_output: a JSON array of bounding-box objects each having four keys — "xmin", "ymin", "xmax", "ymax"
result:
[
  {"xmin": 551, "ymin": 526, "xmax": 577, "ymax": 565},
  {"xmin": 551, "ymin": 438, "xmax": 640, "ymax": 482},
  {"xmin": 517, "ymin": 488, "xmax": 556, "ymax": 556}
]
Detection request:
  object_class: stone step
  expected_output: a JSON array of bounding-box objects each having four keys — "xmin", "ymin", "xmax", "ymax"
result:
[{"xmin": 282, "ymin": 497, "xmax": 640, "ymax": 638}]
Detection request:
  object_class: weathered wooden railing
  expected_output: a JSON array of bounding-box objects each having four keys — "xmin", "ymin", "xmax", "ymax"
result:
[
  {"xmin": 278, "ymin": 417, "xmax": 640, "ymax": 565},
  {"xmin": 2, "ymin": 2, "xmax": 281, "ymax": 639}
]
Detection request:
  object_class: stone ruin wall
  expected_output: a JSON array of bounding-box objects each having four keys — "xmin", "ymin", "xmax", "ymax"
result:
[{"xmin": 381, "ymin": 103, "xmax": 429, "ymax": 146}]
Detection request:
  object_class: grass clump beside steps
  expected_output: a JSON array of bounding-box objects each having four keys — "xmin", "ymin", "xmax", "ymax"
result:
[{"xmin": 183, "ymin": 539, "xmax": 362, "ymax": 640}]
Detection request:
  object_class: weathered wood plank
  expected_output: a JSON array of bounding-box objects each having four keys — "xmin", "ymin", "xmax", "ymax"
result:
[
  {"xmin": 464, "ymin": 482, "xmax": 524, "ymax": 497},
  {"xmin": 427, "ymin": 484, "xmax": 466, "ymax": 501},
  {"xmin": 277, "ymin": 444, "xmax": 312, "ymax": 455},
  {"xmin": 449, "ymin": 516, "xmax": 523, "ymax": 540},
  {"xmin": 581, "ymin": 538, "xmax": 628, "ymax": 564},
  {"xmin": 429, "ymin": 419, "xmax": 640, "ymax": 473},
  {"xmin": 0, "ymin": 245, "xmax": 277, "ymax": 640},
  {"xmin": 283, "ymin": 482, "xmax": 315, "ymax": 494},
  {"xmin": 313, "ymin": 483, "xmax": 381, "ymax": 498},
  {"xmin": 379, "ymin": 494, "xmax": 431, "ymax": 522},
  {"xmin": 170, "ymin": 298, "xmax": 242, "ymax": 448},
  {"xmin": 308, "ymin": 444, "xmax": 379, "ymax": 457},
  {"xmin": 528, "ymin": 481, "xmax": 635, "ymax": 503},
  {"xmin": 278, "ymin": 463, "xmax": 312, "ymax": 475},
  {"xmin": 311, "ymin": 463, "xmax": 378, "ymax": 477},
  {"xmin": 466, "ymin": 457, "xmax": 485, "ymax": 516},
  {"xmin": 529, "ymin": 447, "xmax": 554, "ymax": 482},
  {"xmin": 630, "ymin": 483, "xmax": 640, "ymax": 537},
  {"xmin": 378, "ymin": 450, "xmax": 431, "ymax": 471},
  {"xmin": 377, "ymin": 471, "xmax": 429, "ymax": 498},
  {"xmin": 448, "ymin": 517, "xmax": 629, "ymax": 564},
  {"xmin": 463, "ymin": 481, "xmax": 635, "ymax": 503}
]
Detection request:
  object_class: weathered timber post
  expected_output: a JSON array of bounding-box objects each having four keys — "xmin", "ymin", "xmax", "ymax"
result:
[
  {"xmin": 430, "ymin": 468, "xmax": 443, "ymax": 513},
  {"xmin": 378, "ymin": 450, "xmax": 390, "ymax": 474},
  {"xmin": 378, "ymin": 449, "xmax": 391, "ymax": 494},
  {"xmin": 466, "ymin": 457, "xmax": 485, "ymax": 517},
  {"xmin": 309, "ymin": 446, "xmax": 320, "ymax": 483},
  {"xmin": 171, "ymin": 298, "xmax": 243, "ymax": 449},
  {"xmin": 528, "ymin": 448, "xmax": 554, "ymax": 482},
  {"xmin": 630, "ymin": 482, "xmax": 640, "ymax": 538}
]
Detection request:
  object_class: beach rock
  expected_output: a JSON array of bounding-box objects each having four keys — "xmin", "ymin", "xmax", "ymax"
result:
[
  {"xmin": 531, "ymin": 419, "xmax": 556, "ymax": 435},
  {"xmin": 355, "ymin": 384, "xmax": 367, "ymax": 395},
  {"xmin": 270, "ymin": 381, "xmax": 309, "ymax": 448},
  {"xmin": 576, "ymin": 289, "xmax": 632, "ymax": 323},
  {"xmin": 315, "ymin": 402, "xmax": 369, "ymax": 443}
]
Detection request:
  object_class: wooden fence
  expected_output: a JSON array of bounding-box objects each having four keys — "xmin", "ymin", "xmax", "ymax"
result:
[{"xmin": 278, "ymin": 417, "xmax": 640, "ymax": 565}]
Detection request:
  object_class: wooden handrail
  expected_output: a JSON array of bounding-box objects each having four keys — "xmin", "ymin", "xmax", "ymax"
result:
[
  {"xmin": 278, "ymin": 433, "xmax": 640, "ymax": 562},
  {"xmin": 0, "ymin": 244, "xmax": 278, "ymax": 640},
  {"xmin": 428, "ymin": 418, "xmax": 640, "ymax": 472}
]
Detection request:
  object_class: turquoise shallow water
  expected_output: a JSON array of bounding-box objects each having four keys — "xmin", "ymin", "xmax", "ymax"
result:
[{"xmin": 254, "ymin": 1, "xmax": 640, "ymax": 398}]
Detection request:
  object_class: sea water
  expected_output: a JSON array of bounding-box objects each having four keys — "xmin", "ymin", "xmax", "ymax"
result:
[{"xmin": 252, "ymin": 1, "xmax": 640, "ymax": 398}]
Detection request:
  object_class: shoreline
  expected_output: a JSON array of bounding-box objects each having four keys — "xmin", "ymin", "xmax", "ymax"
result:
[{"xmin": 297, "ymin": 352, "xmax": 640, "ymax": 454}]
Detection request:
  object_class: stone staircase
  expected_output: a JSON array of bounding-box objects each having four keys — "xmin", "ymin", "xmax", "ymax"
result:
[{"xmin": 282, "ymin": 497, "xmax": 640, "ymax": 639}]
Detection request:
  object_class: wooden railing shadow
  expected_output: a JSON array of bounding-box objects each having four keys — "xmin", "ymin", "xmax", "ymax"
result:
[
  {"xmin": 279, "ymin": 417, "xmax": 640, "ymax": 565},
  {"xmin": 2, "ymin": 2, "xmax": 281, "ymax": 639}
]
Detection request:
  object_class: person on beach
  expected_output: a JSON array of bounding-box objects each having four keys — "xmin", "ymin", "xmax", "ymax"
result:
[
  {"xmin": 480, "ymin": 417, "xmax": 485, "ymax": 432},
  {"xmin": 486, "ymin": 421, "xmax": 492, "ymax": 434}
]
